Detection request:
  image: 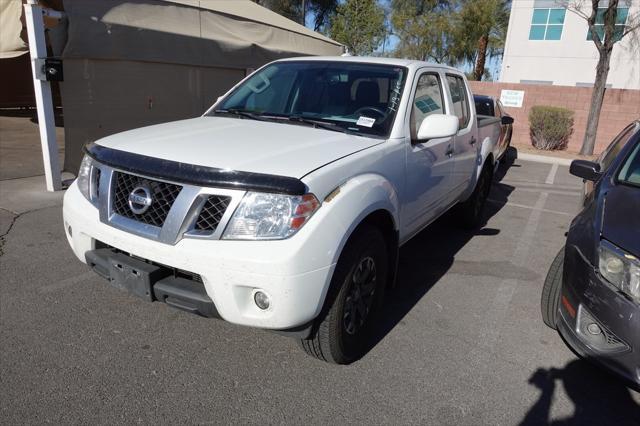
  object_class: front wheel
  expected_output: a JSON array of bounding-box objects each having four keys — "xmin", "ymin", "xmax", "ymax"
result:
[
  {"xmin": 299, "ymin": 224, "xmax": 388, "ymax": 364},
  {"xmin": 541, "ymin": 246, "xmax": 565, "ymax": 329}
]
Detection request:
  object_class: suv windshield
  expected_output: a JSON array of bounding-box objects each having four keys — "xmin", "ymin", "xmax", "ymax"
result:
[{"xmin": 210, "ymin": 61, "xmax": 407, "ymax": 138}]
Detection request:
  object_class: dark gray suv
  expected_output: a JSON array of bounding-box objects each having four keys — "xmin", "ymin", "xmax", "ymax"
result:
[{"xmin": 541, "ymin": 121, "xmax": 640, "ymax": 390}]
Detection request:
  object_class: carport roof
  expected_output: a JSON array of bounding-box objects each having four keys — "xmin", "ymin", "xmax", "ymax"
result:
[
  {"xmin": 167, "ymin": 0, "xmax": 341, "ymax": 46},
  {"xmin": 61, "ymin": 0, "xmax": 344, "ymax": 69}
]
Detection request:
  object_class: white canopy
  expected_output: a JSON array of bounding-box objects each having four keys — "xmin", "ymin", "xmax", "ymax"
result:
[
  {"xmin": 60, "ymin": 0, "xmax": 343, "ymax": 172},
  {"xmin": 62, "ymin": 0, "xmax": 343, "ymax": 68}
]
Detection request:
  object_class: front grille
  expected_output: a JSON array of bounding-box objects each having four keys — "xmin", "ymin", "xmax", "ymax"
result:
[
  {"xmin": 195, "ymin": 196, "xmax": 231, "ymax": 232},
  {"xmin": 112, "ymin": 172, "xmax": 182, "ymax": 227},
  {"xmin": 93, "ymin": 167, "xmax": 101, "ymax": 200}
]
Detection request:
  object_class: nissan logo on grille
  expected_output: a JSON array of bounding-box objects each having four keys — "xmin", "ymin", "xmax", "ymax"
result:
[{"xmin": 128, "ymin": 186, "xmax": 153, "ymax": 214}]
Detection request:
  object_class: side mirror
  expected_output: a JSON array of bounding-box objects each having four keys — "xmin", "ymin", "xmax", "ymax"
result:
[
  {"xmin": 570, "ymin": 160, "xmax": 602, "ymax": 181},
  {"xmin": 417, "ymin": 114, "xmax": 459, "ymax": 141},
  {"xmin": 501, "ymin": 116, "xmax": 514, "ymax": 125}
]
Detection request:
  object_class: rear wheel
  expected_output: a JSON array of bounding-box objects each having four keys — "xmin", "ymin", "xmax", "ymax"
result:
[
  {"xmin": 457, "ymin": 163, "xmax": 493, "ymax": 229},
  {"xmin": 541, "ymin": 246, "xmax": 565, "ymax": 329},
  {"xmin": 299, "ymin": 224, "xmax": 388, "ymax": 364}
]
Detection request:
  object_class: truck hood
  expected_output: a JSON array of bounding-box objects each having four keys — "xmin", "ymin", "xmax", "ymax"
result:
[
  {"xmin": 601, "ymin": 184, "xmax": 640, "ymax": 256},
  {"xmin": 95, "ymin": 117, "xmax": 383, "ymax": 178}
]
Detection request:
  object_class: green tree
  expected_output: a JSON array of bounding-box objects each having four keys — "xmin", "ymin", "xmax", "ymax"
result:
[
  {"xmin": 329, "ymin": 0, "xmax": 386, "ymax": 55},
  {"xmin": 252, "ymin": 0, "xmax": 338, "ymax": 28},
  {"xmin": 252, "ymin": 0, "xmax": 303, "ymax": 23},
  {"xmin": 390, "ymin": 0, "xmax": 458, "ymax": 63},
  {"xmin": 454, "ymin": 0, "xmax": 509, "ymax": 80},
  {"xmin": 309, "ymin": 0, "xmax": 339, "ymax": 31}
]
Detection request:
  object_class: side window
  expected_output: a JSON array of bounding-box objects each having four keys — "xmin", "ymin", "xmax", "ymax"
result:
[
  {"xmin": 599, "ymin": 124, "xmax": 637, "ymax": 170},
  {"xmin": 446, "ymin": 75, "xmax": 470, "ymax": 129},
  {"xmin": 474, "ymin": 98, "xmax": 494, "ymax": 116},
  {"xmin": 411, "ymin": 73, "xmax": 444, "ymax": 137}
]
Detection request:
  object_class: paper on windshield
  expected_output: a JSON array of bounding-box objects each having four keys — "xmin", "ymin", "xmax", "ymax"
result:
[{"xmin": 356, "ymin": 116, "xmax": 376, "ymax": 128}]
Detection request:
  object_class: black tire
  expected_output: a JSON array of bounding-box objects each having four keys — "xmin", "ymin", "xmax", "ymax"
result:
[
  {"xmin": 541, "ymin": 246, "xmax": 565, "ymax": 329},
  {"xmin": 457, "ymin": 162, "xmax": 493, "ymax": 230},
  {"xmin": 299, "ymin": 224, "xmax": 388, "ymax": 364}
]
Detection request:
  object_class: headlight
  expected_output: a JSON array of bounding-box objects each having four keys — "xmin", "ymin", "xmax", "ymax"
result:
[
  {"xmin": 77, "ymin": 154, "xmax": 93, "ymax": 201},
  {"xmin": 599, "ymin": 239, "xmax": 640, "ymax": 303},
  {"xmin": 222, "ymin": 192, "xmax": 320, "ymax": 240}
]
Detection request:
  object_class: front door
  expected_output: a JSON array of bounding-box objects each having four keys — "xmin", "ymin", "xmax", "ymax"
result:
[{"xmin": 402, "ymin": 71, "xmax": 455, "ymax": 238}]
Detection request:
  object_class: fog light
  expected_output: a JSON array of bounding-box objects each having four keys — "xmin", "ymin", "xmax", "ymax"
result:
[
  {"xmin": 576, "ymin": 305, "xmax": 629, "ymax": 353},
  {"xmin": 67, "ymin": 225, "xmax": 73, "ymax": 237},
  {"xmin": 587, "ymin": 323, "xmax": 601, "ymax": 335},
  {"xmin": 254, "ymin": 291, "xmax": 270, "ymax": 310}
]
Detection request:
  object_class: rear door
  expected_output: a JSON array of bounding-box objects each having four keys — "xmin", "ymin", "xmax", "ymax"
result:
[
  {"xmin": 402, "ymin": 70, "xmax": 455, "ymax": 235},
  {"xmin": 445, "ymin": 74, "xmax": 476, "ymax": 198}
]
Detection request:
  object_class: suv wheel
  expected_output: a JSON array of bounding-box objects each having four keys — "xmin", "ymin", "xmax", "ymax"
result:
[{"xmin": 299, "ymin": 224, "xmax": 388, "ymax": 364}]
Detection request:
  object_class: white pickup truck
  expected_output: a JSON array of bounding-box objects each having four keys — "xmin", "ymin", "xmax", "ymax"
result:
[{"xmin": 63, "ymin": 57, "xmax": 501, "ymax": 364}]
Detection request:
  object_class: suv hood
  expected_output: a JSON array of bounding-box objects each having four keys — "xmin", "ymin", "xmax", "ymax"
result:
[
  {"xmin": 601, "ymin": 185, "xmax": 640, "ymax": 256},
  {"xmin": 95, "ymin": 117, "xmax": 383, "ymax": 178}
]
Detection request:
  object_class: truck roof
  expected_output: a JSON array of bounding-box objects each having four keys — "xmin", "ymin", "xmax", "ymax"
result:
[{"xmin": 275, "ymin": 56, "xmax": 461, "ymax": 73}]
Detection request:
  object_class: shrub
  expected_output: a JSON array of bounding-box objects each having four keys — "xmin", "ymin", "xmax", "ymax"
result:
[{"xmin": 529, "ymin": 106, "xmax": 574, "ymax": 150}]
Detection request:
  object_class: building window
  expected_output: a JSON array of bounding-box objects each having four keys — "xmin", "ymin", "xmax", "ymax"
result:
[
  {"xmin": 586, "ymin": 8, "xmax": 629, "ymax": 42},
  {"xmin": 529, "ymin": 8, "xmax": 566, "ymax": 40}
]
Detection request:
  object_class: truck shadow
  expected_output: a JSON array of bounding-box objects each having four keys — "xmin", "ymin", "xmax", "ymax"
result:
[{"xmin": 364, "ymin": 156, "xmax": 517, "ymax": 358}]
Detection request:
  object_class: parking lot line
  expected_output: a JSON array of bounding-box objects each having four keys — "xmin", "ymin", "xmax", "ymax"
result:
[
  {"xmin": 468, "ymin": 192, "xmax": 549, "ymax": 394},
  {"xmin": 545, "ymin": 163, "xmax": 559, "ymax": 185},
  {"xmin": 487, "ymin": 198, "xmax": 573, "ymax": 216}
]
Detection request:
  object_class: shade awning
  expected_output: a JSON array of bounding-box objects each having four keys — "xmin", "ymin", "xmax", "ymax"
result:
[
  {"xmin": 61, "ymin": 0, "xmax": 344, "ymax": 68},
  {"xmin": 0, "ymin": 0, "xmax": 28, "ymax": 59}
]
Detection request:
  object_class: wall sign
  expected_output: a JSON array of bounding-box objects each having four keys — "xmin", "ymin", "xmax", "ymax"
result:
[{"xmin": 500, "ymin": 90, "xmax": 525, "ymax": 108}]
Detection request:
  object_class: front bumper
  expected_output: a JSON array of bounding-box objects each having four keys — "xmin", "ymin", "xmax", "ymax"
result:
[
  {"xmin": 63, "ymin": 182, "xmax": 338, "ymax": 330},
  {"xmin": 558, "ymin": 245, "xmax": 640, "ymax": 389}
]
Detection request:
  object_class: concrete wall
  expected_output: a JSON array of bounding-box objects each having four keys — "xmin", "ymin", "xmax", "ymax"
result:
[
  {"xmin": 469, "ymin": 81, "xmax": 640, "ymax": 155},
  {"xmin": 500, "ymin": 0, "xmax": 640, "ymax": 89}
]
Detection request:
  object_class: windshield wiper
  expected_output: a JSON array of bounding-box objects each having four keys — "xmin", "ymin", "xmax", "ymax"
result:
[
  {"xmin": 214, "ymin": 110, "xmax": 357, "ymax": 135},
  {"xmin": 213, "ymin": 109, "xmax": 271, "ymax": 122},
  {"xmin": 286, "ymin": 115, "xmax": 353, "ymax": 135}
]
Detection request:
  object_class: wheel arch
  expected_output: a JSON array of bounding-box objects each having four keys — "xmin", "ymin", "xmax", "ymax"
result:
[{"xmin": 353, "ymin": 209, "xmax": 400, "ymax": 290}]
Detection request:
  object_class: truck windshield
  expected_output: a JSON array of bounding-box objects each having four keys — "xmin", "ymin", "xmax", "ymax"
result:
[{"xmin": 210, "ymin": 61, "xmax": 407, "ymax": 138}]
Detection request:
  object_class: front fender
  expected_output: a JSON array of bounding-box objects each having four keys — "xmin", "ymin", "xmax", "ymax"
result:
[{"xmin": 319, "ymin": 173, "xmax": 400, "ymax": 266}]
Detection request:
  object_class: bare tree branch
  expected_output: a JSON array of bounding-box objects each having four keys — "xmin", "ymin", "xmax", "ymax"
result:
[{"xmin": 621, "ymin": 20, "xmax": 640, "ymax": 39}]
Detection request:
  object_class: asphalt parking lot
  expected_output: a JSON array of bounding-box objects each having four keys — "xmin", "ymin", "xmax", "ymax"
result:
[{"xmin": 1, "ymin": 149, "xmax": 639, "ymax": 425}]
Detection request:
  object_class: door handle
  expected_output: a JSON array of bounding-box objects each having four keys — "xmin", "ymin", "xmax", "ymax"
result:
[
  {"xmin": 470, "ymin": 138, "xmax": 477, "ymax": 146},
  {"xmin": 445, "ymin": 147, "xmax": 454, "ymax": 157}
]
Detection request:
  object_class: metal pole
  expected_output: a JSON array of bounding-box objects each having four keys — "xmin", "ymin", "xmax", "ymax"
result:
[{"xmin": 24, "ymin": 1, "xmax": 62, "ymax": 191}]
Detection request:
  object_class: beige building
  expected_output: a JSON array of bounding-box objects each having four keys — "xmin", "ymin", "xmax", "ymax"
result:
[{"xmin": 500, "ymin": 0, "xmax": 640, "ymax": 89}]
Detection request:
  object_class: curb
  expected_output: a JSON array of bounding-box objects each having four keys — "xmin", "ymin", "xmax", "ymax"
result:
[{"xmin": 516, "ymin": 152, "xmax": 573, "ymax": 166}]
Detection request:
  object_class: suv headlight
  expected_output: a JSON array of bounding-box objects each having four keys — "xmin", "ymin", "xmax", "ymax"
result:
[
  {"xmin": 222, "ymin": 192, "xmax": 320, "ymax": 240},
  {"xmin": 599, "ymin": 239, "xmax": 640, "ymax": 303},
  {"xmin": 77, "ymin": 154, "xmax": 93, "ymax": 201}
]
